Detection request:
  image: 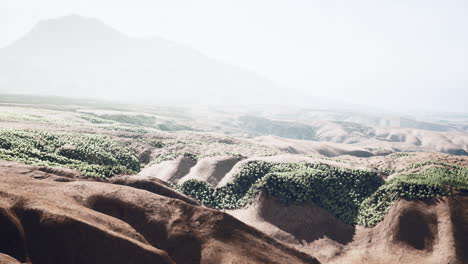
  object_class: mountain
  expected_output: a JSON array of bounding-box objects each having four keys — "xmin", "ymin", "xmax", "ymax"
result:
[{"xmin": 0, "ymin": 15, "xmax": 280, "ymax": 104}]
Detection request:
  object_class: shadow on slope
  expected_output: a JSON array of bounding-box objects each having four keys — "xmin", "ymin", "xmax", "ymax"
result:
[
  {"xmin": 0, "ymin": 161, "xmax": 319, "ymax": 264},
  {"xmin": 229, "ymin": 193, "xmax": 355, "ymax": 246}
]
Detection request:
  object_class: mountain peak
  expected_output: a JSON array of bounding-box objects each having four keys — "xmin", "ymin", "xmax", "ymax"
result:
[
  {"xmin": 0, "ymin": 15, "xmax": 278, "ymax": 104},
  {"xmin": 41, "ymin": 14, "xmax": 91, "ymax": 23},
  {"xmin": 38, "ymin": 14, "xmax": 125, "ymax": 36},
  {"xmin": 5, "ymin": 14, "xmax": 126, "ymax": 50},
  {"xmin": 36, "ymin": 14, "xmax": 109, "ymax": 29}
]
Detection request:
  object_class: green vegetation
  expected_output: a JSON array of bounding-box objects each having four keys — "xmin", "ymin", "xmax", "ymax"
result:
[
  {"xmin": 391, "ymin": 152, "xmax": 416, "ymax": 157},
  {"xmin": 99, "ymin": 114, "xmax": 157, "ymax": 127},
  {"xmin": 238, "ymin": 115, "xmax": 316, "ymax": 140},
  {"xmin": 151, "ymin": 152, "xmax": 199, "ymax": 165},
  {"xmin": 180, "ymin": 161, "xmax": 383, "ymax": 224},
  {"xmin": 404, "ymin": 160, "xmax": 461, "ymax": 171},
  {"xmin": 0, "ymin": 129, "xmax": 140, "ymax": 178},
  {"xmin": 357, "ymin": 165, "xmax": 467, "ymax": 227},
  {"xmin": 80, "ymin": 114, "xmax": 114, "ymax": 124},
  {"xmin": 100, "ymin": 125, "xmax": 149, "ymax": 134},
  {"xmin": 93, "ymin": 113, "xmax": 194, "ymax": 131},
  {"xmin": 156, "ymin": 122, "xmax": 194, "ymax": 132},
  {"xmin": 180, "ymin": 161, "xmax": 468, "ymax": 227}
]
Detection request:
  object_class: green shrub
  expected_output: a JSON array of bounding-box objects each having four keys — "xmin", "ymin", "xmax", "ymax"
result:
[
  {"xmin": 179, "ymin": 161, "xmax": 383, "ymax": 224},
  {"xmin": 0, "ymin": 128, "xmax": 140, "ymax": 178},
  {"xmin": 180, "ymin": 161, "xmax": 467, "ymax": 227},
  {"xmin": 179, "ymin": 179, "xmax": 214, "ymax": 205},
  {"xmin": 357, "ymin": 166, "xmax": 466, "ymax": 227}
]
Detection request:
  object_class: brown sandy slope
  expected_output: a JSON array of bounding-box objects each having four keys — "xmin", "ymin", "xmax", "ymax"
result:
[
  {"xmin": 329, "ymin": 195, "xmax": 468, "ymax": 264},
  {"xmin": 179, "ymin": 156, "xmax": 244, "ymax": 187},
  {"xmin": 251, "ymin": 136, "xmax": 378, "ymax": 157},
  {"xmin": 0, "ymin": 161, "xmax": 319, "ymax": 264},
  {"xmin": 251, "ymin": 130, "xmax": 468, "ymax": 156},
  {"xmin": 228, "ymin": 193, "xmax": 354, "ymax": 257},
  {"xmin": 108, "ymin": 175, "xmax": 200, "ymax": 206},
  {"xmin": 228, "ymin": 194, "xmax": 468, "ymax": 264},
  {"xmin": 138, "ymin": 155, "xmax": 198, "ymax": 183},
  {"xmin": 0, "ymin": 253, "xmax": 21, "ymax": 264}
]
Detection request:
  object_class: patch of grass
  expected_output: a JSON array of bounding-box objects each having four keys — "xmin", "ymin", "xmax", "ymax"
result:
[
  {"xmin": 80, "ymin": 114, "xmax": 114, "ymax": 124},
  {"xmin": 99, "ymin": 125, "xmax": 149, "ymax": 133},
  {"xmin": 0, "ymin": 128, "xmax": 140, "ymax": 178},
  {"xmin": 94, "ymin": 113, "xmax": 194, "ymax": 131},
  {"xmin": 391, "ymin": 152, "xmax": 416, "ymax": 157},
  {"xmin": 180, "ymin": 161, "xmax": 383, "ymax": 224},
  {"xmin": 98, "ymin": 114, "xmax": 156, "ymax": 127},
  {"xmin": 151, "ymin": 152, "xmax": 198, "ymax": 165},
  {"xmin": 357, "ymin": 165, "xmax": 468, "ymax": 227},
  {"xmin": 238, "ymin": 115, "xmax": 316, "ymax": 140},
  {"xmin": 180, "ymin": 160, "xmax": 468, "ymax": 226}
]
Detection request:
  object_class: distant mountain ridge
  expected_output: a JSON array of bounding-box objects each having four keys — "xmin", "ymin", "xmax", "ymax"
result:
[{"xmin": 0, "ymin": 15, "xmax": 280, "ymax": 104}]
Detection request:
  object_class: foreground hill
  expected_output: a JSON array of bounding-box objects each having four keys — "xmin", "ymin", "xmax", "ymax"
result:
[
  {"xmin": 1, "ymin": 157, "xmax": 466, "ymax": 264},
  {"xmin": 230, "ymin": 193, "xmax": 468, "ymax": 264},
  {"xmin": 0, "ymin": 161, "xmax": 318, "ymax": 264},
  {"xmin": 158, "ymin": 154, "xmax": 467, "ymax": 263}
]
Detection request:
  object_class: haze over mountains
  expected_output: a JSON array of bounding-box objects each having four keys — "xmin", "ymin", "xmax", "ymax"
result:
[
  {"xmin": 0, "ymin": 15, "xmax": 282, "ymax": 104},
  {"xmin": 1, "ymin": 14, "xmax": 467, "ymax": 155},
  {"xmin": 2, "ymin": 14, "xmax": 468, "ymax": 113},
  {"xmin": 1, "ymin": 4, "xmax": 468, "ymax": 264}
]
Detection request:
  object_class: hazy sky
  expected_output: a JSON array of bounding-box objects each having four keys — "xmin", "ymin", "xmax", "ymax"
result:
[{"xmin": 2, "ymin": 0, "xmax": 468, "ymax": 112}]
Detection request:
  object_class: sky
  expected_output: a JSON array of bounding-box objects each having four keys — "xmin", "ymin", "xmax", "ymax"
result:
[{"xmin": 2, "ymin": 0, "xmax": 468, "ymax": 112}]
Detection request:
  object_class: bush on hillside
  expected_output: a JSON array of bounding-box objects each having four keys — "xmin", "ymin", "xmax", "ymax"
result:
[{"xmin": 0, "ymin": 129, "xmax": 140, "ymax": 178}]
